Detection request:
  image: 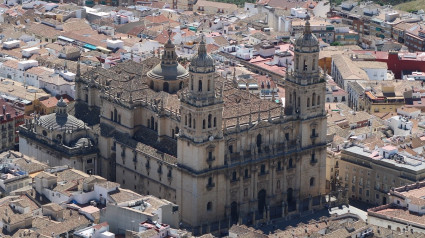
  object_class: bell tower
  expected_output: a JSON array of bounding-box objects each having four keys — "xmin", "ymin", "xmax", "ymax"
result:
[
  {"xmin": 179, "ymin": 38, "xmax": 224, "ymax": 146},
  {"xmin": 284, "ymin": 17, "xmax": 327, "ymax": 196},
  {"xmin": 285, "ymin": 17, "xmax": 325, "ymax": 120},
  {"xmin": 177, "ymin": 38, "xmax": 226, "ymax": 226}
]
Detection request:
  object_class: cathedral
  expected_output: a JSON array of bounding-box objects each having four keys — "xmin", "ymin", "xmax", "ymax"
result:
[{"xmin": 72, "ymin": 20, "xmax": 327, "ymax": 234}]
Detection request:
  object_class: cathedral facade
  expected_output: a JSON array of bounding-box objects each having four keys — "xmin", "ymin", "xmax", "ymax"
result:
[{"xmin": 74, "ymin": 21, "xmax": 327, "ymax": 234}]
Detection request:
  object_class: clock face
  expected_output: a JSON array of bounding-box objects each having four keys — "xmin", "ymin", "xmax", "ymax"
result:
[{"xmin": 209, "ymin": 136, "xmax": 214, "ymax": 141}]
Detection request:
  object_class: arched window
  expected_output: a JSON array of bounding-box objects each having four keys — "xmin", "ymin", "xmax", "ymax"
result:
[
  {"xmin": 114, "ymin": 108, "xmax": 117, "ymax": 122},
  {"xmin": 312, "ymin": 93, "xmax": 316, "ymax": 106},
  {"xmin": 198, "ymin": 80, "xmax": 202, "ymax": 92},
  {"xmin": 185, "ymin": 115, "xmax": 187, "ymax": 126},
  {"xmin": 310, "ymin": 177, "xmax": 315, "ymax": 186},
  {"xmin": 175, "ymin": 127, "xmax": 179, "ymax": 135},
  {"xmin": 257, "ymin": 134, "xmax": 262, "ymax": 153},
  {"xmin": 213, "ymin": 117, "xmax": 216, "ymax": 127},
  {"xmin": 189, "ymin": 114, "xmax": 192, "ymax": 128},
  {"xmin": 289, "ymin": 93, "xmax": 292, "ymax": 104},
  {"xmin": 203, "ymin": 119, "xmax": 206, "ymax": 129},
  {"xmin": 312, "ymin": 59, "xmax": 315, "ymax": 70},
  {"xmin": 179, "ymin": 81, "xmax": 183, "ymax": 89},
  {"xmin": 296, "ymin": 58, "xmax": 299, "ymax": 70},
  {"xmin": 277, "ymin": 180, "xmax": 281, "ymax": 189},
  {"xmin": 317, "ymin": 95, "xmax": 321, "ymax": 105},
  {"xmin": 207, "ymin": 79, "xmax": 211, "ymax": 91},
  {"xmin": 298, "ymin": 97, "xmax": 300, "ymax": 107},
  {"xmin": 303, "ymin": 59, "xmax": 307, "ymax": 71},
  {"xmin": 244, "ymin": 169, "xmax": 249, "ymax": 178},
  {"xmin": 191, "ymin": 78, "xmax": 194, "ymax": 90},
  {"xmin": 193, "ymin": 119, "xmax": 196, "ymax": 129},
  {"xmin": 110, "ymin": 111, "xmax": 113, "ymax": 120},
  {"xmin": 172, "ymin": 129, "xmax": 175, "ymax": 139},
  {"xmin": 207, "ymin": 202, "xmax": 212, "ymax": 211},
  {"xmin": 232, "ymin": 171, "xmax": 237, "ymax": 181},
  {"xmin": 289, "ymin": 158, "xmax": 293, "ymax": 168},
  {"xmin": 208, "ymin": 177, "xmax": 213, "ymax": 185},
  {"xmin": 208, "ymin": 114, "xmax": 212, "ymax": 128},
  {"xmin": 307, "ymin": 98, "xmax": 310, "ymax": 107}
]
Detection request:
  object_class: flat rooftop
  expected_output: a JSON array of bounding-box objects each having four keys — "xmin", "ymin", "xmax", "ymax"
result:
[
  {"xmin": 344, "ymin": 145, "xmax": 425, "ymax": 171},
  {"xmin": 0, "ymin": 79, "xmax": 50, "ymax": 102}
]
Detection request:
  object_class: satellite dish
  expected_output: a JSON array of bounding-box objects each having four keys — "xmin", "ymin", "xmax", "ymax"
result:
[{"xmin": 209, "ymin": 136, "xmax": 214, "ymax": 141}]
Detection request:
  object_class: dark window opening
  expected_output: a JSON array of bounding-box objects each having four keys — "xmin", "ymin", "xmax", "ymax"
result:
[
  {"xmin": 260, "ymin": 164, "xmax": 266, "ymax": 174},
  {"xmin": 229, "ymin": 145, "xmax": 233, "ymax": 154}
]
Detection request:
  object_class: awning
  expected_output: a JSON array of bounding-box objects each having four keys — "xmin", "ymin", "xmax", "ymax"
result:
[
  {"xmin": 58, "ymin": 36, "xmax": 75, "ymax": 43},
  {"xmin": 83, "ymin": 44, "xmax": 97, "ymax": 50}
]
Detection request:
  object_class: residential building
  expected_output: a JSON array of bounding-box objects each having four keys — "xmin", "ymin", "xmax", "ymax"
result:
[
  {"xmin": 339, "ymin": 142, "xmax": 425, "ymax": 206},
  {"xmin": 368, "ymin": 181, "xmax": 425, "ymax": 233},
  {"xmin": 0, "ymin": 100, "xmax": 24, "ymax": 152}
]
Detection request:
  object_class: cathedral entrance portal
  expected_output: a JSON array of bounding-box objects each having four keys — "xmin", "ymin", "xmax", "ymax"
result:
[
  {"xmin": 231, "ymin": 202, "xmax": 238, "ymax": 223},
  {"xmin": 163, "ymin": 82, "xmax": 169, "ymax": 93},
  {"xmin": 258, "ymin": 189, "xmax": 266, "ymax": 218},
  {"xmin": 287, "ymin": 188, "xmax": 296, "ymax": 212}
]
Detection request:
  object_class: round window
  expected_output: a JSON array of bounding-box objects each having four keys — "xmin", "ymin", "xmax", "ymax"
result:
[{"xmin": 42, "ymin": 130, "xmax": 47, "ymax": 136}]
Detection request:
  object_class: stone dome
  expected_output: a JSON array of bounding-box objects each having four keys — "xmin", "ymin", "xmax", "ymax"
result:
[
  {"xmin": 38, "ymin": 113, "xmax": 86, "ymax": 131},
  {"xmin": 295, "ymin": 19, "xmax": 319, "ymax": 50},
  {"xmin": 189, "ymin": 39, "xmax": 215, "ymax": 73},
  {"xmin": 148, "ymin": 63, "xmax": 189, "ymax": 81},
  {"xmin": 147, "ymin": 31, "xmax": 189, "ymax": 82},
  {"xmin": 295, "ymin": 31, "xmax": 319, "ymax": 48}
]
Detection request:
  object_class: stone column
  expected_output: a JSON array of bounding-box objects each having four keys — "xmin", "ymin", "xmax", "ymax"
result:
[
  {"xmin": 267, "ymin": 205, "xmax": 270, "ymax": 222},
  {"xmin": 308, "ymin": 195, "xmax": 313, "ymax": 211},
  {"xmin": 296, "ymin": 199, "xmax": 301, "ymax": 214},
  {"xmin": 319, "ymin": 193, "xmax": 323, "ymax": 207}
]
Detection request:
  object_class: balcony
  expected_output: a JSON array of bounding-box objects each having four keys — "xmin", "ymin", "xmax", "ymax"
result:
[
  {"xmin": 310, "ymin": 133, "xmax": 319, "ymax": 139},
  {"xmin": 207, "ymin": 156, "xmax": 215, "ymax": 163},
  {"xmin": 206, "ymin": 182, "xmax": 215, "ymax": 190}
]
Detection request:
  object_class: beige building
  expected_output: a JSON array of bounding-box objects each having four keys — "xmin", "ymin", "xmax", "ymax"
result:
[
  {"xmin": 194, "ymin": 0, "xmax": 238, "ymax": 14},
  {"xmin": 339, "ymin": 143, "xmax": 425, "ymax": 206},
  {"xmin": 74, "ymin": 21, "xmax": 327, "ymax": 235}
]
